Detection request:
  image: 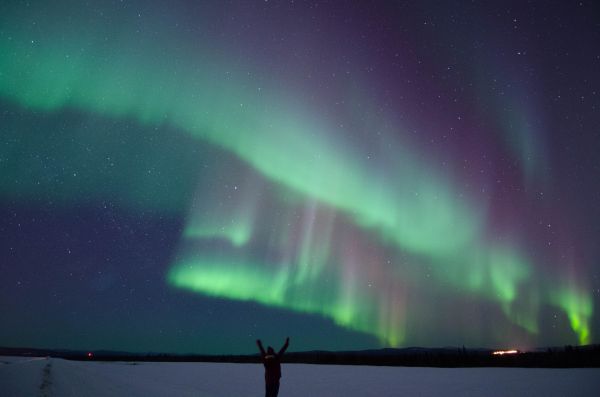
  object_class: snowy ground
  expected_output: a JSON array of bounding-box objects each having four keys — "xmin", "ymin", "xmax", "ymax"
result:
[{"xmin": 1, "ymin": 356, "xmax": 599, "ymax": 396}]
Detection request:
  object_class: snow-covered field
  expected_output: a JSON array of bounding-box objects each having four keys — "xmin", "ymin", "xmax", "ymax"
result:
[{"xmin": 1, "ymin": 356, "xmax": 599, "ymax": 396}]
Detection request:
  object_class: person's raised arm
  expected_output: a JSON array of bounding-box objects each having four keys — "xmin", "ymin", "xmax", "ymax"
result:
[
  {"xmin": 256, "ymin": 339, "xmax": 266, "ymax": 357},
  {"xmin": 278, "ymin": 337, "xmax": 290, "ymax": 356}
]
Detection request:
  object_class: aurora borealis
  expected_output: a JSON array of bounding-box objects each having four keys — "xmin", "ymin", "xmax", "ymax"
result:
[{"xmin": 1, "ymin": 1, "xmax": 599, "ymax": 354}]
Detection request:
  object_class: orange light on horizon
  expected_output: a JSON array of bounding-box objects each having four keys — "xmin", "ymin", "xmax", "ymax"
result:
[{"xmin": 492, "ymin": 349, "xmax": 519, "ymax": 355}]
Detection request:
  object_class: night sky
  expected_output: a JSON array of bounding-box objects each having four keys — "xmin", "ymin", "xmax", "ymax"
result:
[{"xmin": 1, "ymin": 0, "xmax": 599, "ymax": 355}]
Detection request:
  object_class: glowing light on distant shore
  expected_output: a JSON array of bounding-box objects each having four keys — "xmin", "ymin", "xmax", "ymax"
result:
[{"xmin": 492, "ymin": 349, "xmax": 519, "ymax": 355}]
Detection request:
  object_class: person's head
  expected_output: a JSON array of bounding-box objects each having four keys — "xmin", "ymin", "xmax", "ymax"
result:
[{"xmin": 267, "ymin": 346, "xmax": 275, "ymax": 355}]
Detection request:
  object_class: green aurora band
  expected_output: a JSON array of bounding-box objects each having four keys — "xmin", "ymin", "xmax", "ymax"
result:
[{"xmin": 0, "ymin": 3, "xmax": 592, "ymax": 346}]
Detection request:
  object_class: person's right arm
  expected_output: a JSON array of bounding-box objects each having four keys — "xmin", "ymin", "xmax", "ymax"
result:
[{"xmin": 278, "ymin": 337, "xmax": 290, "ymax": 356}]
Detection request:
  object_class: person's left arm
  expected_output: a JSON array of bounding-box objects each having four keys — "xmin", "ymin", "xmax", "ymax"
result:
[{"xmin": 256, "ymin": 339, "xmax": 266, "ymax": 357}]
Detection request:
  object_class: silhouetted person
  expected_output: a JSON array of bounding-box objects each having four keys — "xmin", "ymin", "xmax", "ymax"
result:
[{"xmin": 257, "ymin": 337, "xmax": 289, "ymax": 397}]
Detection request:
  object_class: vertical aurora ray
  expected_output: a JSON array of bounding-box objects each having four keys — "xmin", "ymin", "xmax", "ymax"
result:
[
  {"xmin": 549, "ymin": 286, "xmax": 593, "ymax": 345},
  {"xmin": 169, "ymin": 196, "xmax": 410, "ymax": 346},
  {"xmin": 472, "ymin": 72, "xmax": 550, "ymax": 189}
]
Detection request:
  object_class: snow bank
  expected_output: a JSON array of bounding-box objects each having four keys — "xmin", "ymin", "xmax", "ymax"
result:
[{"xmin": 1, "ymin": 356, "xmax": 599, "ymax": 396}]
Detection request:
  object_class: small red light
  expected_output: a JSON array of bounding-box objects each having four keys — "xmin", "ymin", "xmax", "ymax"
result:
[{"xmin": 87, "ymin": 352, "xmax": 93, "ymax": 358}]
